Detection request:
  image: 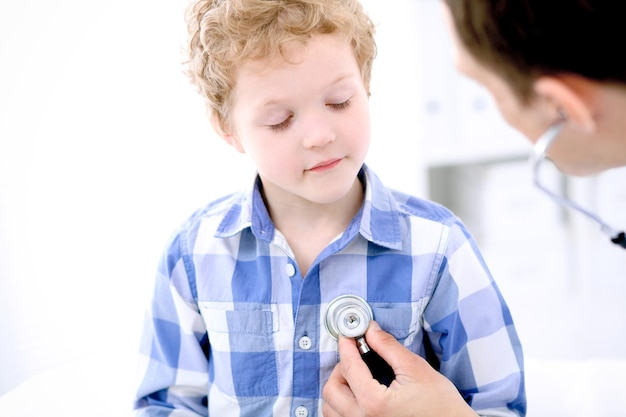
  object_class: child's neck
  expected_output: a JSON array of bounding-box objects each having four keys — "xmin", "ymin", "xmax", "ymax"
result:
[{"xmin": 263, "ymin": 178, "xmax": 364, "ymax": 276}]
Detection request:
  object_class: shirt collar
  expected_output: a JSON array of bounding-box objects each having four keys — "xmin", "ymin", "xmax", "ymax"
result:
[
  {"xmin": 214, "ymin": 165, "xmax": 403, "ymax": 250},
  {"xmin": 355, "ymin": 165, "xmax": 403, "ymax": 250}
]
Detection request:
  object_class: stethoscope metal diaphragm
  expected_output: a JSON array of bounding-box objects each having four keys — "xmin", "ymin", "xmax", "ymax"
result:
[{"xmin": 324, "ymin": 294, "xmax": 373, "ymax": 340}]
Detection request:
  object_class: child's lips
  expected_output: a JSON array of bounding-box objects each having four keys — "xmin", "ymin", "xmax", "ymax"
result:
[{"xmin": 308, "ymin": 158, "xmax": 342, "ymax": 172}]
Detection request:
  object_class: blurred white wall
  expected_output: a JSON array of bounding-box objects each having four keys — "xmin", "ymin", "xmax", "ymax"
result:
[
  {"xmin": 1, "ymin": 0, "xmax": 625, "ymax": 416},
  {"xmin": 0, "ymin": 0, "xmax": 254, "ymax": 404}
]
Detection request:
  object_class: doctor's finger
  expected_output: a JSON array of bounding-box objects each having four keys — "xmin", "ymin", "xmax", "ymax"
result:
[{"xmin": 322, "ymin": 364, "xmax": 359, "ymax": 417}]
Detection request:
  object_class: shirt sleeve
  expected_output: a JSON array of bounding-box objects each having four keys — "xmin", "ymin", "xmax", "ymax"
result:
[
  {"xmin": 422, "ymin": 219, "xmax": 526, "ymax": 417},
  {"xmin": 133, "ymin": 233, "xmax": 209, "ymax": 417}
]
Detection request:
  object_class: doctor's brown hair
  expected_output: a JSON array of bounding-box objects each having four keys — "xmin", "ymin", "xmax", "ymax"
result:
[{"xmin": 443, "ymin": 0, "xmax": 626, "ymax": 103}]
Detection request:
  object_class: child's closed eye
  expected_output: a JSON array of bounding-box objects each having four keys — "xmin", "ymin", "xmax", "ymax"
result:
[
  {"xmin": 327, "ymin": 99, "xmax": 351, "ymax": 110},
  {"xmin": 268, "ymin": 115, "xmax": 293, "ymax": 132}
]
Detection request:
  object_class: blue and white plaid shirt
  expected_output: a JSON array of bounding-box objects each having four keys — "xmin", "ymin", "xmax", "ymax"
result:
[{"xmin": 134, "ymin": 165, "xmax": 526, "ymax": 417}]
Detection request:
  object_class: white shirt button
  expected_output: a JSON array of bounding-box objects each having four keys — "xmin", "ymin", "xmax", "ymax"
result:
[
  {"xmin": 294, "ymin": 406, "xmax": 309, "ymax": 417},
  {"xmin": 285, "ymin": 263, "xmax": 296, "ymax": 277},
  {"xmin": 298, "ymin": 336, "xmax": 312, "ymax": 350}
]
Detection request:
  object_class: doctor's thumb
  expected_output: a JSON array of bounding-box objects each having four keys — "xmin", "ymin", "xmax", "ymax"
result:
[
  {"xmin": 365, "ymin": 321, "xmax": 396, "ymax": 346},
  {"xmin": 365, "ymin": 321, "xmax": 410, "ymax": 365}
]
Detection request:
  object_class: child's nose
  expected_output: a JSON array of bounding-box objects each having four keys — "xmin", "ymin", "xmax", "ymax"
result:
[{"xmin": 301, "ymin": 114, "xmax": 336, "ymax": 149}]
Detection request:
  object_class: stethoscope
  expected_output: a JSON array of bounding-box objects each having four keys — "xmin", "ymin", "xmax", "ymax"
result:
[
  {"xmin": 529, "ymin": 121, "xmax": 626, "ymax": 249},
  {"xmin": 324, "ymin": 295, "xmax": 396, "ymax": 386}
]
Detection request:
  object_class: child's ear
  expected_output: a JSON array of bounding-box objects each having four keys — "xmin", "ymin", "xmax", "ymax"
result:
[
  {"xmin": 534, "ymin": 75, "xmax": 596, "ymax": 133},
  {"xmin": 210, "ymin": 112, "xmax": 245, "ymax": 153}
]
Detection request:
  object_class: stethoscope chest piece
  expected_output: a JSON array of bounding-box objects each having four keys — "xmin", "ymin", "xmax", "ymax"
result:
[
  {"xmin": 324, "ymin": 294, "xmax": 372, "ymax": 340},
  {"xmin": 324, "ymin": 294, "xmax": 396, "ymax": 386}
]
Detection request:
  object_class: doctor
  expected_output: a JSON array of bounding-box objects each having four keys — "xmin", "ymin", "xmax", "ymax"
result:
[{"xmin": 322, "ymin": 0, "xmax": 626, "ymax": 416}]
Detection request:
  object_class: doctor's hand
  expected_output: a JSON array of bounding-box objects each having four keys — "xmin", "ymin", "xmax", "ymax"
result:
[{"xmin": 322, "ymin": 320, "xmax": 478, "ymax": 417}]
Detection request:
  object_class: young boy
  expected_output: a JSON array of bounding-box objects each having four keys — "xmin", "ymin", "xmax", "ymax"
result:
[{"xmin": 133, "ymin": 1, "xmax": 526, "ymax": 416}]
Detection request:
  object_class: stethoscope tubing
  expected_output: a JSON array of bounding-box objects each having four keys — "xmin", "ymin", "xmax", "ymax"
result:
[{"xmin": 529, "ymin": 122, "xmax": 626, "ymax": 249}]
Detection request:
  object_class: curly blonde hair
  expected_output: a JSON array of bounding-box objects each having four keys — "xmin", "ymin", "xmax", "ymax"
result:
[{"xmin": 184, "ymin": 0, "xmax": 376, "ymax": 131}]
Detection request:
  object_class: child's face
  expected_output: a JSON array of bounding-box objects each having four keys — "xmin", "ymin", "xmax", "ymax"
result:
[{"xmin": 224, "ymin": 33, "xmax": 371, "ymax": 207}]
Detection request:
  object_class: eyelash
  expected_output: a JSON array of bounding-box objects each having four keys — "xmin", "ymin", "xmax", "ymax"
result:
[
  {"xmin": 268, "ymin": 99, "xmax": 352, "ymax": 132},
  {"xmin": 329, "ymin": 99, "xmax": 351, "ymax": 111},
  {"xmin": 269, "ymin": 116, "xmax": 292, "ymax": 132}
]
